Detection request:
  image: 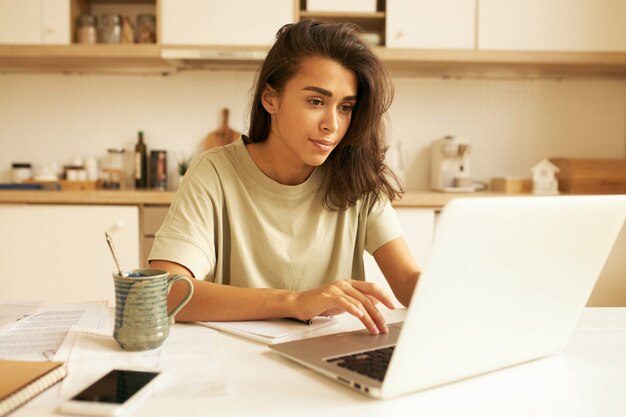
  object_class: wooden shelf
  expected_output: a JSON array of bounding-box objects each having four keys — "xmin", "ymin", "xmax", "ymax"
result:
[
  {"xmin": 0, "ymin": 44, "xmax": 172, "ymax": 74},
  {"xmin": 376, "ymin": 48, "xmax": 626, "ymax": 78},
  {"xmin": 0, "ymin": 43, "xmax": 625, "ymax": 78}
]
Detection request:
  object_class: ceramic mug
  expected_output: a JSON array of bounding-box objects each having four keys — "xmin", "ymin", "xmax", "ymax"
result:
[{"xmin": 113, "ymin": 269, "xmax": 194, "ymax": 351}]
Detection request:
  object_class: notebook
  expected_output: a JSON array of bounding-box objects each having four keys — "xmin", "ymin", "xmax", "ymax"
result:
[
  {"xmin": 271, "ymin": 195, "xmax": 626, "ymax": 399},
  {"xmin": 0, "ymin": 360, "xmax": 67, "ymax": 416}
]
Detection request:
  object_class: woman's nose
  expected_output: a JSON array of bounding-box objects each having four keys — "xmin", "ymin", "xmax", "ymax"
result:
[{"xmin": 321, "ymin": 109, "xmax": 339, "ymax": 133}]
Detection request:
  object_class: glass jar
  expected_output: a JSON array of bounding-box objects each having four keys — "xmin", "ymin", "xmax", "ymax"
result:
[
  {"xmin": 98, "ymin": 13, "xmax": 122, "ymax": 44},
  {"xmin": 104, "ymin": 148, "xmax": 126, "ymax": 189},
  {"xmin": 11, "ymin": 162, "xmax": 32, "ymax": 183},
  {"xmin": 76, "ymin": 15, "xmax": 97, "ymax": 44},
  {"xmin": 136, "ymin": 14, "xmax": 156, "ymax": 43}
]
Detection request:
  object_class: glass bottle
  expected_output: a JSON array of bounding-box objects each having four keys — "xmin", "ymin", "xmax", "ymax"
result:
[{"xmin": 134, "ymin": 131, "xmax": 148, "ymax": 188}]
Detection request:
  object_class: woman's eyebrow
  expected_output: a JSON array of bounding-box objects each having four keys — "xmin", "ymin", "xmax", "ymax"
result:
[{"xmin": 303, "ymin": 86, "xmax": 357, "ymax": 101}]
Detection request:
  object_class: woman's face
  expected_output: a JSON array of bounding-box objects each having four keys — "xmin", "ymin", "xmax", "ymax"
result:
[{"xmin": 263, "ymin": 56, "xmax": 358, "ymax": 170}]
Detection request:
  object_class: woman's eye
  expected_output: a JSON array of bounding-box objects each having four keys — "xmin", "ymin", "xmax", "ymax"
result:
[
  {"xmin": 339, "ymin": 104, "xmax": 353, "ymax": 113},
  {"xmin": 308, "ymin": 98, "xmax": 323, "ymax": 106}
]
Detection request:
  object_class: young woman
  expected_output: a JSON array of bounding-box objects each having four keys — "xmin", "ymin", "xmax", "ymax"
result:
[{"xmin": 149, "ymin": 19, "xmax": 420, "ymax": 335}]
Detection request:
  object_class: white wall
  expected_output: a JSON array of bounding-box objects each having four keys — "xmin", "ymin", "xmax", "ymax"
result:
[{"xmin": 0, "ymin": 70, "xmax": 625, "ymax": 190}]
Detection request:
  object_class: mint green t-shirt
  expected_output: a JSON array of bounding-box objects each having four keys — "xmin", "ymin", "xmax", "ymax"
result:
[{"xmin": 149, "ymin": 138, "xmax": 402, "ymax": 290}]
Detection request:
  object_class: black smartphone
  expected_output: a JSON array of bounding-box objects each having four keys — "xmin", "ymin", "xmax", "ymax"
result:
[{"xmin": 58, "ymin": 369, "xmax": 163, "ymax": 416}]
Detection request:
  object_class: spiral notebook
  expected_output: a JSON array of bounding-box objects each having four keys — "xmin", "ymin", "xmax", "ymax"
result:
[{"xmin": 0, "ymin": 360, "xmax": 67, "ymax": 417}]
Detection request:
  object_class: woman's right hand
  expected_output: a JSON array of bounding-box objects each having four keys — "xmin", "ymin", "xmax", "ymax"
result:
[{"xmin": 291, "ymin": 279, "xmax": 396, "ymax": 335}]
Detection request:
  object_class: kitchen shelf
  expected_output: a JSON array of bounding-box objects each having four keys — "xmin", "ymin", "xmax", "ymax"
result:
[
  {"xmin": 1, "ymin": 44, "xmax": 626, "ymax": 78},
  {"xmin": 0, "ymin": 44, "xmax": 172, "ymax": 74},
  {"xmin": 376, "ymin": 48, "xmax": 626, "ymax": 79}
]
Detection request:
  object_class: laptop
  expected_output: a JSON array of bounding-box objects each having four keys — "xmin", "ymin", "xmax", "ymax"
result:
[{"xmin": 270, "ymin": 195, "xmax": 626, "ymax": 399}]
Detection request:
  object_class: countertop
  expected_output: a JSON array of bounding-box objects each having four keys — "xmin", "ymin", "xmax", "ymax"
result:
[{"xmin": 0, "ymin": 189, "xmax": 528, "ymax": 209}]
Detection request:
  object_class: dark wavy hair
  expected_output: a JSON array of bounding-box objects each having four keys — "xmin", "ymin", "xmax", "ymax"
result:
[{"xmin": 247, "ymin": 19, "xmax": 402, "ymax": 210}]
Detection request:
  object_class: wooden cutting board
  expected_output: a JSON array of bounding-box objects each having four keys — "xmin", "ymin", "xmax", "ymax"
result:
[{"xmin": 204, "ymin": 108, "xmax": 240, "ymax": 149}]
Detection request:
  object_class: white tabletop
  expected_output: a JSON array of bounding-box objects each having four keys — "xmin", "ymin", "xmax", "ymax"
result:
[{"xmin": 14, "ymin": 308, "xmax": 626, "ymax": 417}]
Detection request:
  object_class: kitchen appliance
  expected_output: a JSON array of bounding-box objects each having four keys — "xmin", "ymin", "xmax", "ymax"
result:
[
  {"xmin": 103, "ymin": 148, "xmax": 126, "ymax": 189},
  {"xmin": 430, "ymin": 135, "xmax": 474, "ymax": 192}
]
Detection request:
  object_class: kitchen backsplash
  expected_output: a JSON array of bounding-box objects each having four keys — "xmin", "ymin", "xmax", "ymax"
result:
[{"xmin": 0, "ymin": 71, "xmax": 624, "ymax": 190}]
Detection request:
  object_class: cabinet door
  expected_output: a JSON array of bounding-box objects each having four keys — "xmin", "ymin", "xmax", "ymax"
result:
[
  {"xmin": 162, "ymin": 0, "xmax": 294, "ymax": 46},
  {"xmin": 0, "ymin": 205, "xmax": 139, "ymax": 305},
  {"xmin": 479, "ymin": 0, "xmax": 626, "ymax": 52},
  {"xmin": 364, "ymin": 208, "xmax": 435, "ymax": 306},
  {"xmin": 0, "ymin": 0, "xmax": 42, "ymax": 44},
  {"xmin": 386, "ymin": 0, "xmax": 475, "ymax": 49},
  {"xmin": 41, "ymin": 0, "xmax": 70, "ymax": 44}
]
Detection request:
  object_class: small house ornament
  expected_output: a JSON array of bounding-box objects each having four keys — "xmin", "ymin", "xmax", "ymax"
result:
[{"xmin": 530, "ymin": 159, "xmax": 560, "ymax": 195}]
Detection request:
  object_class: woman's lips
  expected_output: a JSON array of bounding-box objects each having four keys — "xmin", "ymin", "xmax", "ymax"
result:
[{"xmin": 310, "ymin": 138, "xmax": 334, "ymax": 151}]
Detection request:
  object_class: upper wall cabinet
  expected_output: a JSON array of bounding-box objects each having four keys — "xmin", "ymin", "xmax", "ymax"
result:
[
  {"xmin": 0, "ymin": 0, "xmax": 70, "ymax": 44},
  {"xmin": 161, "ymin": 0, "xmax": 295, "ymax": 46},
  {"xmin": 386, "ymin": 0, "xmax": 475, "ymax": 49},
  {"xmin": 479, "ymin": 0, "xmax": 626, "ymax": 52}
]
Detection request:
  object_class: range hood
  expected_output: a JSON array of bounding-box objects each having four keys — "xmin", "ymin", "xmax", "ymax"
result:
[{"xmin": 161, "ymin": 46, "xmax": 268, "ymax": 70}]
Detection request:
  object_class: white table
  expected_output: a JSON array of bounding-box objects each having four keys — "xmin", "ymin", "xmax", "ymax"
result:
[{"xmin": 14, "ymin": 308, "xmax": 626, "ymax": 417}]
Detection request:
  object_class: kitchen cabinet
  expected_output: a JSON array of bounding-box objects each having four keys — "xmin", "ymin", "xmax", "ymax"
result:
[
  {"xmin": 161, "ymin": 0, "xmax": 295, "ymax": 46},
  {"xmin": 0, "ymin": 0, "xmax": 70, "ymax": 44},
  {"xmin": 479, "ymin": 0, "xmax": 626, "ymax": 52},
  {"xmin": 141, "ymin": 205, "xmax": 169, "ymax": 267},
  {"xmin": 364, "ymin": 208, "xmax": 436, "ymax": 306},
  {"xmin": 298, "ymin": 1, "xmax": 385, "ymax": 46},
  {"xmin": 385, "ymin": 0, "xmax": 475, "ymax": 49},
  {"xmin": 0, "ymin": 204, "xmax": 139, "ymax": 305},
  {"xmin": 0, "ymin": 0, "xmax": 625, "ymax": 76}
]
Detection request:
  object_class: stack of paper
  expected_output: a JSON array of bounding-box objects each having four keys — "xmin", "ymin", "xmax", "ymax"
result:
[{"xmin": 197, "ymin": 317, "xmax": 338, "ymax": 344}]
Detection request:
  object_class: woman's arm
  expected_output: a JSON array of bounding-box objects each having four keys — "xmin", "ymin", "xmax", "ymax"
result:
[
  {"xmin": 373, "ymin": 237, "xmax": 421, "ymax": 307},
  {"xmin": 150, "ymin": 259, "xmax": 396, "ymax": 335}
]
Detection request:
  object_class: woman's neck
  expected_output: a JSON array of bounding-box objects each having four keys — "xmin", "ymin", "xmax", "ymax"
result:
[{"xmin": 246, "ymin": 140, "xmax": 314, "ymax": 186}]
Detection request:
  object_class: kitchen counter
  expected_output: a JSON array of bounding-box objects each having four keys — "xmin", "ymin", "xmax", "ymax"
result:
[
  {"xmin": 0, "ymin": 189, "xmax": 175, "ymax": 205},
  {"xmin": 0, "ymin": 189, "xmax": 526, "ymax": 208}
]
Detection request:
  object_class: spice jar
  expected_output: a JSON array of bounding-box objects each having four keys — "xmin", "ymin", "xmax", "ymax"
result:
[
  {"xmin": 98, "ymin": 13, "xmax": 122, "ymax": 43},
  {"xmin": 76, "ymin": 15, "xmax": 97, "ymax": 44},
  {"xmin": 11, "ymin": 162, "xmax": 32, "ymax": 183},
  {"xmin": 136, "ymin": 14, "xmax": 156, "ymax": 43}
]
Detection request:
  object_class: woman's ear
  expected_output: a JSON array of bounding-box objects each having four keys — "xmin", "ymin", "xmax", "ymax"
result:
[{"xmin": 261, "ymin": 84, "xmax": 278, "ymax": 114}]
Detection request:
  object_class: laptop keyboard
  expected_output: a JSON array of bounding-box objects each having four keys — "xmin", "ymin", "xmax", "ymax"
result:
[{"xmin": 326, "ymin": 346, "xmax": 395, "ymax": 382}]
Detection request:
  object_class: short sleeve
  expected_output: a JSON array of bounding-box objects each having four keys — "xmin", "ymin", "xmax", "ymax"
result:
[
  {"xmin": 148, "ymin": 157, "xmax": 218, "ymax": 280},
  {"xmin": 364, "ymin": 196, "xmax": 403, "ymax": 255}
]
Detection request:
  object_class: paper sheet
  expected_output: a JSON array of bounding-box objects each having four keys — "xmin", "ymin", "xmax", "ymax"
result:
[
  {"xmin": 197, "ymin": 316, "xmax": 338, "ymax": 344},
  {"xmin": 0, "ymin": 300, "xmax": 43, "ymax": 334},
  {"xmin": 61, "ymin": 324, "xmax": 233, "ymax": 398},
  {"xmin": 0, "ymin": 301, "xmax": 107, "ymax": 361}
]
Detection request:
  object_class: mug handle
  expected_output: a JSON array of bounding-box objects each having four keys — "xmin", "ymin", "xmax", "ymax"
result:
[{"xmin": 166, "ymin": 274, "xmax": 194, "ymax": 325}]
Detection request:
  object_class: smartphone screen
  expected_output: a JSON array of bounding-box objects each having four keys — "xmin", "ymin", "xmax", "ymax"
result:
[{"xmin": 71, "ymin": 370, "xmax": 160, "ymax": 404}]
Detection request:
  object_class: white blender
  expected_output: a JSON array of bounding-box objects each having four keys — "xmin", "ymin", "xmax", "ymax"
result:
[{"xmin": 430, "ymin": 135, "xmax": 474, "ymax": 192}]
